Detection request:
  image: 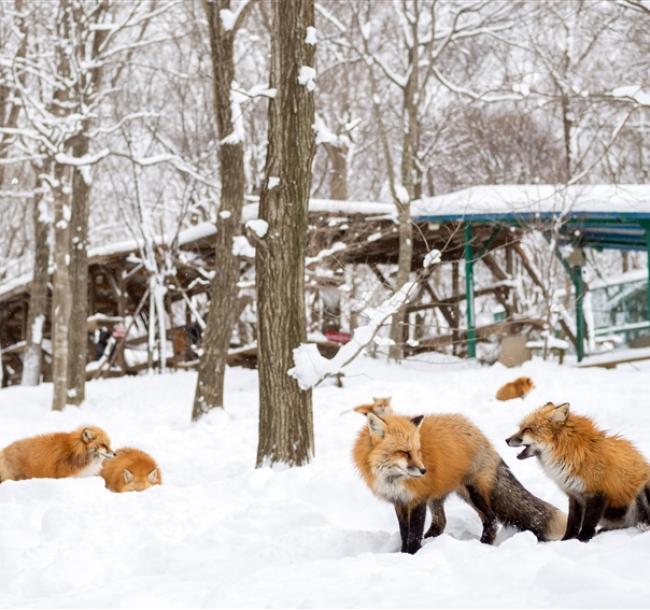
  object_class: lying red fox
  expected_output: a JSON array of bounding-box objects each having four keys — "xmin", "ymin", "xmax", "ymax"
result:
[
  {"xmin": 496, "ymin": 376, "xmax": 534, "ymax": 401},
  {"xmin": 100, "ymin": 447, "xmax": 161, "ymax": 492},
  {"xmin": 0, "ymin": 426, "xmax": 115, "ymax": 482}
]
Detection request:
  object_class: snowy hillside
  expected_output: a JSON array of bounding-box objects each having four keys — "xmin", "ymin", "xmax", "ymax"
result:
[{"xmin": 1, "ymin": 356, "xmax": 650, "ymax": 608}]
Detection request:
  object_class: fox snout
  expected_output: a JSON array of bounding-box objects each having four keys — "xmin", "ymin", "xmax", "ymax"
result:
[
  {"xmin": 506, "ymin": 434, "xmax": 523, "ymax": 447},
  {"xmin": 406, "ymin": 466, "xmax": 427, "ymax": 477},
  {"xmin": 100, "ymin": 449, "xmax": 117, "ymax": 459}
]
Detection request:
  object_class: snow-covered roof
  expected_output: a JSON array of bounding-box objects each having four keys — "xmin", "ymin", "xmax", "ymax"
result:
[{"xmin": 412, "ymin": 184, "xmax": 650, "ymax": 221}]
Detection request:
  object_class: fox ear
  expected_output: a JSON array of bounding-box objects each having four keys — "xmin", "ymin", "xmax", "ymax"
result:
[
  {"xmin": 367, "ymin": 412, "xmax": 386, "ymax": 439},
  {"xmin": 148, "ymin": 468, "xmax": 159, "ymax": 483},
  {"xmin": 81, "ymin": 428, "xmax": 96, "ymax": 443},
  {"xmin": 372, "ymin": 396, "xmax": 391, "ymax": 404},
  {"xmin": 411, "ymin": 415, "xmax": 424, "ymax": 428},
  {"xmin": 549, "ymin": 403, "xmax": 570, "ymax": 424},
  {"xmin": 123, "ymin": 469, "xmax": 134, "ymax": 484}
]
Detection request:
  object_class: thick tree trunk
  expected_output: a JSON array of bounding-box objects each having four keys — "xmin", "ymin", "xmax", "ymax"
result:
[
  {"xmin": 67, "ymin": 135, "xmax": 91, "ymax": 404},
  {"xmin": 51, "ymin": 164, "xmax": 72, "ymax": 411},
  {"xmin": 255, "ymin": 0, "xmax": 315, "ymax": 468},
  {"xmin": 192, "ymin": 0, "xmax": 246, "ymax": 421},
  {"xmin": 21, "ymin": 188, "xmax": 50, "ymax": 386},
  {"xmin": 388, "ymin": 44, "xmax": 418, "ymax": 362}
]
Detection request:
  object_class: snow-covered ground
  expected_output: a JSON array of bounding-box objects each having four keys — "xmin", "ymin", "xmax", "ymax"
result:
[{"xmin": 1, "ymin": 355, "xmax": 650, "ymax": 608}]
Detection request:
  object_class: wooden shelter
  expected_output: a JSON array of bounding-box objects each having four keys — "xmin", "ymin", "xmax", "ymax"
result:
[{"xmin": 0, "ymin": 194, "xmax": 546, "ymax": 386}]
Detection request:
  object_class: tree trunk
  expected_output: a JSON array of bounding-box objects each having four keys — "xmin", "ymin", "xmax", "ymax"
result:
[
  {"xmin": 388, "ymin": 43, "xmax": 418, "ymax": 362},
  {"xmin": 192, "ymin": 0, "xmax": 246, "ymax": 421},
  {"xmin": 51, "ymin": 164, "xmax": 72, "ymax": 411},
  {"xmin": 255, "ymin": 0, "xmax": 315, "ymax": 468},
  {"xmin": 67, "ymin": 135, "xmax": 91, "ymax": 404},
  {"xmin": 323, "ymin": 141, "xmax": 348, "ymax": 200},
  {"xmin": 21, "ymin": 188, "xmax": 50, "ymax": 386}
]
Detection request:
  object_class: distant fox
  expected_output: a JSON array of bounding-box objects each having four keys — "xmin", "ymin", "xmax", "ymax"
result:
[
  {"xmin": 506, "ymin": 401, "xmax": 650, "ymax": 541},
  {"xmin": 0, "ymin": 426, "xmax": 115, "ymax": 482},
  {"xmin": 496, "ymin": 376, "xmax": 534, "ymax": 401},
  {"xmin": 101, "ymin": 447, "xmax": 161, "ymax": 492},
  {"xmin": 353, "ymin": 396, "xmax": 393, "ymax": 417},
  {"xmin": 353, "ymin": 400, "xmax": 566, "ymax": 553}
]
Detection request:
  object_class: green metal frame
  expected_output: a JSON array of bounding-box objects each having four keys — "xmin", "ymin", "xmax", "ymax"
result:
[
  {"xmin": 552, "ymin": 246, "xmax": 586, "ymax": 362},
  {"xmin": 643, "ymin": 222, "xmax": 650, "ymax": 323},
  {"xmin": 413, "ymin": 206, "xmax": 650, "ymax": 361},
  {"xmin": 464, "ymin": 223, "xmax": 476, "ymax": 358}
]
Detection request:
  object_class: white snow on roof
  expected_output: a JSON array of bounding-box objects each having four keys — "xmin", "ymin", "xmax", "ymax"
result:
[
  {"xmin": 412, "ymin": 184, "xmax": 650, "ymax": 219},
  {"xmin": 2, "ymin": 186, "xmax": 649, "ymax": 300}
]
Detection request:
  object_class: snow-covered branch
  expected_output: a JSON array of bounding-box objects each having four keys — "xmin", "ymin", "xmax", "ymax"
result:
[{"xmin": 288, "ymin": 282, "xmax": 417, "ymax": 389}]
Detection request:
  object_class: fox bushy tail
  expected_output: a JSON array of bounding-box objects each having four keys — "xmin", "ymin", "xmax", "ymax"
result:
[{"xmin": 490, "ymin": 460, "xmax": 567, "ymax": 541}]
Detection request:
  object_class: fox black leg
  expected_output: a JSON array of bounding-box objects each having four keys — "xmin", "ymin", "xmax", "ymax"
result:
[
  {"xmin": 466, "ymin": 485, "xmax": 497, "ymax": 544},
  {"xmin": 395, "ymin": 503, "xmax": 410, "ymax": 552},
  {"xmin": 424, "ymin": 498, "xmax": 447, "ymax": 539},
  {"xmin": 634, "ymin": 493, "xmax": 650, "ymax": 529},
  {"xmin": 405, "ymin": 503, "xmax": 427, "ymax": 554},
  {"xmin": 563, "ymin": 496, "xmax": 583, "ymax": 540},
  {"xmin": 578, "ymin": 494, "xmax": 606, "ymax": 542}
]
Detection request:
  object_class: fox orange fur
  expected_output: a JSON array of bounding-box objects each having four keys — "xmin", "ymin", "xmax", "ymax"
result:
[
  {"xmin": 506, "ymin": 401, "xmax": 650, "ymax": 541},
  {"xmin": 496, "ymin": 376, "xmax": 534, "ymax": 401},
  {"xmin": 100, "ymin": 447, "xmax": 161, "ymax": 493},
  {"xmin": 0, "ymin": 426, "xmax": 115, "ymax": 482},
  {"xmin": 353, "ymin": 400, "xmax": 566, "ymax": 553}
]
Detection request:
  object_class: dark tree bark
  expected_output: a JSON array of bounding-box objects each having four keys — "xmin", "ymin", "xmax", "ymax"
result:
[
  {"xmin": 192, "ymin": 0, "xmax": 254, "ymax": 421},
  {"xmin": 21, "ymin": 187, "xmax": 50, "ymax": 386},
  {"xmin": 67, "ymin": 134, "xmax": 91, "ymax": 404},
  {"xmin": 50, "ymin": 0, "xmax": 74, "ymax": 411},
  {"xmin": 255, "ymin": 0, "xmax": 315, "ymax": 467},
  {"xmin": 51, "ymin": 163, "xmax": 72, "ymax": 412}
]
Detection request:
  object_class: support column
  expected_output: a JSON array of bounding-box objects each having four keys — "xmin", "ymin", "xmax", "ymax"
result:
[
  {"xmin": 464, "ymin": 223, "xmax": 476, "ymax": 359},
  {"xmin": 552, "ymin": 244, "xmax": 585, "ymax": 362},
  {"xmin": 573, "ymin": 266, "xmax": 585, "ymax": 362},
  {"xmin": 643, "ymin": 222, "xmax": 650, "ymax": 327}
]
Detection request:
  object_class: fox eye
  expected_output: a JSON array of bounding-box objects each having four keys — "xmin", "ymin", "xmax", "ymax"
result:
[
  {"xmin": 521, "ymin": 427, "xmax": 531, "ymax": 435},
  {"xmin": 400, "ymin": 450, "xmax": 411, "ymax": 460}
]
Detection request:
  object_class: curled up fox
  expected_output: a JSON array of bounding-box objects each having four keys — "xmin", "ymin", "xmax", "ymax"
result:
[
  {"xmin": 0, "ymin": 426, "xmax": 115, "ymax": 482},
  {"xmin": 507, "ymin": 401, "xmax": 650, "ymax": 541},
  {"xmin": 353, "ymin": 398, "xmax": 566, "ymax": 553}
]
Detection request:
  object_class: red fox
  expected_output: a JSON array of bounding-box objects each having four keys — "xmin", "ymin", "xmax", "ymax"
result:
[
  {"xmin": 496, "ymin": 376, "xmax": 534, "ymax": 401},
  {"xmin": 100, "ymin": 447, "xmax": 161, "ymax": 492},
  {"xmin": 0, "ymin": 426, "xmax": 115, "ymax": 482},
  {"xmin": 506, "ymin": 401, "xmax": 650, "ymax": 541},
  {"xmin": 352, "ymin": 401, "xmax": 566, "ymax": 553}
]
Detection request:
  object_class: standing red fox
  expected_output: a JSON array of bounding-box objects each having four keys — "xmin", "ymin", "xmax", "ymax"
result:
[
  {"xmin": 100, "ymin": 447, "xmax": 161, "ymax": 492},
  {"xmin": 496, "ymin": 376, "xmax": 534, "ymax": 401},
  {"xmin": 506, "ymin": 402, "xmax": 650, "ymax": 541},
  {"xmin": 0, "ymin": 426, "xmax": 115, "ymax": 482},
  {"xmin": 353, "ymin": 400, "xmax": 566, "ymax": 553}
]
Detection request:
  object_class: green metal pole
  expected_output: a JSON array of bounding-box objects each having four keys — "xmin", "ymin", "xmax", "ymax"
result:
[
  {"xmin": 643, "ymin": 222, "xmax": 650, "ymax": 326},
  {"xmin": 573, "ymin": 267, "xmax": 585, "ymax": 362},
  {"xmin": 550, "ymin": 243, "xmax": 585, "ymax": 362},
  {"xmin": 464, "ymin": 223, "xmax": 476, "ymax": 359}
]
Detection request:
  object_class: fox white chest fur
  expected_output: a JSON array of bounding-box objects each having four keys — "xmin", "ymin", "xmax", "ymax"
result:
[
  {"xmin": 538, "ymin": 447, "xmax": 585, "ymax": 495},
  {"xmin": 371, "ymin": 470, "xmax": 415, "ymax": 504},
  {"xmin": 74, "ymin": 456, "xmax": 105, "ymax": 478}
]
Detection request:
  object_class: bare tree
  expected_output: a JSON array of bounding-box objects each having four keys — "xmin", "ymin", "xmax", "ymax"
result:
[
  {"xmin": 192, "ymin": 0, "xmax": 256, "ymax": 421},
  {"xmin": 254, "ymin": 0, "xmax": 315, "ymax": 467}
]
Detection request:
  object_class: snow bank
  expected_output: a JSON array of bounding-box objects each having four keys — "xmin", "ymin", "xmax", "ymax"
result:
[{"xmin": 1, "ymin": 354, "xmax": 650, "ymax": 607}]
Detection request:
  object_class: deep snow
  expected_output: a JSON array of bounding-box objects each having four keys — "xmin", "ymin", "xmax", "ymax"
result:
[{"xmin": 1, "ymin": 355, "xmax": 650, "ymax": 608}]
